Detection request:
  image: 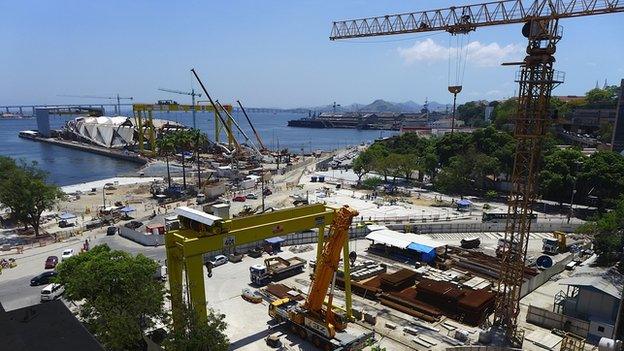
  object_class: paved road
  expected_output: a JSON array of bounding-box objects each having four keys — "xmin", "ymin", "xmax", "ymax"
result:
[{"xmin": 0, "ymin": 228, "xmax": 165, "ymax": 311}]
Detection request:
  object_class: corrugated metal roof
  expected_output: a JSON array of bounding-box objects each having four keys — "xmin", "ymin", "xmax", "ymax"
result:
[
  {"xmin": 365, "ymin": 230, "xmax": 412, "ymax": 249},
  {"xmin": 365, "ymin": 230, "xmax": 446, "ymax": 250},
  {"xmin": 175, "ymin": 206, "xmax": 222, "ymax": 226},
  {"xmin": 559, "ymin": 267, "xmax": 623, "ymax": 299}
]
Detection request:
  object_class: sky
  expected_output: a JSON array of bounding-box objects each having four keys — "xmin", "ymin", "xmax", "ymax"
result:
[{"xmin": 1, "ymin": 1, "xmax": 623, "ymax": 108}]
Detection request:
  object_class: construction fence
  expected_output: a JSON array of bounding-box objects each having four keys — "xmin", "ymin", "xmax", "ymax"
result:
[
  {"xmin": 520, "ymin": 253, "xmax": 577, "ymax": 297},
  {"xmin": 383, "ymin": 220, "xmax": 581, "ymax": 234},
  {"xmin": 526, "ymin": 305, "xmax": 590, "ymax": 338},
  {"xmin": 119, "ymin": 226, "xmax": 164, "ymax": 247}
]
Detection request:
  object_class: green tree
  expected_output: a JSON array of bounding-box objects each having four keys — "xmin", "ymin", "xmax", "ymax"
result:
[
  {"xmin": 420, "ymin": 148, "xmax": 439, "ymax": 182},
  {"xmin": 434, "ymin": 153, "xmax": 473, "ymax": 194},
  {"xmin": 157, "ymin": 135, "xmax": 176, "ymax": 188},
  {"xmin": 435, "ymin": 132, "xmax": 472, "ymax": 167},
  {"xmin": 188, "ymin": 128, "xmax": 209, "ymax": 188},
  {"xmin": 398, "ymin": 154, "xmax": 418, "ymax": 180},
  {"xmin": 576, "ymin": 197, "xmax": 624, "ymax": 268},
  {"xmin": 585, "ymin": 86, "xmax": 619, "ymax": 106},
  {"xmin": 457, "ymin": 100, "xmax": 487, "ymax": 127},
  {"xmin": 384, "ymin": 153, "xmax": 404, "ymax": 184},
  {"xmin": 171, "ymin": 129, "xmax": 192, "ymax": 189},
  {"xmin": 163, "ymin": 305, "xmax": 229, "ymax": 351},
  {"xmin": 56, "ymin": 245, "xmax": 167, "ymax": 351},
  {"xmin": 491, "ymin": 98, "xmax": 518, "ymax": 129},
  {"xmin": 0, "ymin": 158, "xmax": 64, "ymax": 236},
  {"xmin": 352, "ymin": 149, "xmax": 376, "ymax": 184},
  {"xmin": 538, "ymin": 148, "xmax": 585, "ymax": 206},
  {"xmin": 577, "ymin": 151, "xmax": 624, "ymax": 208}
]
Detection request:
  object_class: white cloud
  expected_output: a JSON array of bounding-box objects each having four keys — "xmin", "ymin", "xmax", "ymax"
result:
[{"xmin": 397, "ymin": 38, "xmax": 523, "ymax": 67}]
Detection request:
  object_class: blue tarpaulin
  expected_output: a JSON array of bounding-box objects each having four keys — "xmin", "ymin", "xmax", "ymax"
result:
[
  {"xmin": 265, "ymin": 237, "xmax": 285, "ymax": 244},
  {"xmin": 120, "ymin": 206, "xmax": 136, "ymax": 213},
  {"xmin": 58, "ymin": 212, "xmax": 77, "ymax": 220},
  {"xmin": 407, "ymin": 242, "xmax": 436, "ymax": 263},
  {"xmin": 457, "ymin": 199, "xmax": 472, "ymax": 206}
]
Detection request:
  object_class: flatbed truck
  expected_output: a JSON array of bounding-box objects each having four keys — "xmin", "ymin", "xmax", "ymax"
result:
[{"xmin": 250, "ymin": 256, "xmax": 307, "ymax": 285}]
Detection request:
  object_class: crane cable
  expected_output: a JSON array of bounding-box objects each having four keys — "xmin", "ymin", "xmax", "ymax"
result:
[{"xmin": 447, "ymin": 32, "xmax": 471, "ymax": 88}]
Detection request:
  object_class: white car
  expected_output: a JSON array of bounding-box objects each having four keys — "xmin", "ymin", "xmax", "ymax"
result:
[
  {"xmin": 61, "ymin": 248, "xmax": 74, "ymax": 261},
  {"xmin": 207, "ymin": 255, "xmax": 228, "ymax": 267},
  {"xmin": 41, "ymin": 283, "xmax": 65, "ymax": 301}
]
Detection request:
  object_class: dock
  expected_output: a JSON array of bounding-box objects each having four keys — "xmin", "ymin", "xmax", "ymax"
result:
[{"xmin": 18, "ymin": 130, "xmax": 149, "ymax": 165}]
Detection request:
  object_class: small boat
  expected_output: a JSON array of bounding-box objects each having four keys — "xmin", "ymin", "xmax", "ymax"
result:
[{"xmin": 241, "ymin": 288, "xmax": 262, "ymax": 303}]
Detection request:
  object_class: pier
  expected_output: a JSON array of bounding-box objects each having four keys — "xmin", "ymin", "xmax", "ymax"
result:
[{"xmin": 18, "ymin": 131, "xmax": 149, "ymax": 165}]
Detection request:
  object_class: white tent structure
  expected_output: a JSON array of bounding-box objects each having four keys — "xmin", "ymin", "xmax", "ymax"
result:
[
  {"xmin": 64, "ymin": 116, "xmax": 184, "ymax": 149},
  {"xmin": 65, "ymin": 116, "xmax": 135, "ymax": 148}
]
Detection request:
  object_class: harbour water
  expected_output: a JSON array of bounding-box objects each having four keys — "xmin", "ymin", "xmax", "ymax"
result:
[{"xmin": 0, "ymin": 111, "xmax": 397, "ymax": 186}]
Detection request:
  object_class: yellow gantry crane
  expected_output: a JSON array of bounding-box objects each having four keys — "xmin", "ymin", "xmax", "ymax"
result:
[
  {"xmin": 330, "ymin": 0, "xmax": 624, "ymax": 346},
  {"xmin": 165, "ymin": 204, "xmax": 355, "ymax": 330},
  {"xmin": 132, "ymin": 102, "xmax": 234, "ymax": 155}
]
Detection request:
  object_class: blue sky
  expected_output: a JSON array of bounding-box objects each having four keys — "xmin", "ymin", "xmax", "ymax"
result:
[{"xmin": 1, "ymin": 1, "xmax": 623, "ymax": 108}]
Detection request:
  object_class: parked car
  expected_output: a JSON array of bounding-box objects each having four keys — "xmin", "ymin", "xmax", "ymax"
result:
[
  {"xmin": 61, "ymin": 248, "xmax": 74, "ymax": 261},
  {"xmin": 44, "ymin": 256, "xmax": 58, "ymax": 269},
  {"xmin": 263, "ymin": 189, "xmax": 272, "ymax": 196},
  {"xmin": 40, "ymin": 283, "xmax": 64, "ymax": 301},
  {"xmin": 106, "ymin": 226, "xmax": 118, "ymax": 236},
  {"xmin": 232, "ymin": 195, "xmax": 246, "ymax": 202},
  {"xmin": 245, "ymin": 193, "xmax": 258, "ymax": 200},
  {"xmin": 207, "ymin": 254, "xmax": 228, "ymax": 267},
  {"xmin": 31, "ymin": 271, "xmax": 58, "ymax": 286}
]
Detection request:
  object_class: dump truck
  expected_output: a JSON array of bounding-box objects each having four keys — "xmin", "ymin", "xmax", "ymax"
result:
[
  {"xmin": 268, "ymin": 206, "xmax": 373, "ymax": 350},
  {"xmin": 250, "ymin": 256, "xmax": 306, "ymax": 286}
]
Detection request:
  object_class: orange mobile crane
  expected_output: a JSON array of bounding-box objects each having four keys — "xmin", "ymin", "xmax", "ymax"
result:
[{"xmin": 268, "ymin": 206, "xmax": 373, "ymax": 350}]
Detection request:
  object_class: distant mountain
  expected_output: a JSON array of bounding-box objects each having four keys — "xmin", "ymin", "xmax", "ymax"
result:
[{"xmin": 294, "ymin": 99, "xmax": 448, "ymax": 114}]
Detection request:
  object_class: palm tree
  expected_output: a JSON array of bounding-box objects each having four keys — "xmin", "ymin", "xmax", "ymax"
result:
[
  {"xmin": 156, "ymin": 135, "xmax": 175, "ymax": 188},
  {"xmin": 172, "ymin": 130, "xmax": 191, "ymax": 189},
  {"xmin": 188, "ymin": 128, "xmax": 208, "ymax": 189}
]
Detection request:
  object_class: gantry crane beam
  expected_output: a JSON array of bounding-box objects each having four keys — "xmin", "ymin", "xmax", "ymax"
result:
[
  {"xmin": 132, "ymin": 102, "xmax": 233, "ymax": 155},
  {"xmin": 166, "ymin": 204, "xmax": 355, "ymax": 330},
  {"xmin": 330, "ymin": 0, "xmax": 623, "ymax": 39}
]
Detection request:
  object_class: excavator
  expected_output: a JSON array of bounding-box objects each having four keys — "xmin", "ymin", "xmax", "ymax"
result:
[{"xmin": 268, "ymin": 206, "xmax": 373, "ymax": 350}]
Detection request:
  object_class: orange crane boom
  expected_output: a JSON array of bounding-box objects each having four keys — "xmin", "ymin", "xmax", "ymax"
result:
[
  {"xmin": 305, "ymin": 206, "xmax": 358, "ymax": 320},
  {"xmin": 268, "ymin": 206, "xmax": 368, "ymax": 349}
]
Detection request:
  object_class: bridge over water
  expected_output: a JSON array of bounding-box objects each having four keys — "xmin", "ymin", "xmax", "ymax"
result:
[{"xmin": 1, "ymin": 103, "xmax": 306, "ymax": 117}]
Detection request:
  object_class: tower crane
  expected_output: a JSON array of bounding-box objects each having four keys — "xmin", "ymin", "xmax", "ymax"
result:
[
  {"xmin": 59, "ymin": 93, "xmax": 133, "ymax": 115},
  {"xmin": 157, "ymin": 87, "xmax": 202, "ymax": 129},
  {"xmin": 330, "ymin": 0, "xmax": 623, "ymax": 346}
]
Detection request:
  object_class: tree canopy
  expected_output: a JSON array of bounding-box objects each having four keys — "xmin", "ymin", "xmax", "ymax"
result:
[
  {"xmin": 0, "ymin": 157, "xmax": 64, "ymax": 236},
  {"xmin": 576, "ymin": 197, "xmax": 624, "ymax": 268},
  {"xmin": 56, "ymin": 245, "xmax": 167, "ymax": 351},
  {"xmin": 162, "ymin": 305, "xmax": 229, "ymax": 351}
]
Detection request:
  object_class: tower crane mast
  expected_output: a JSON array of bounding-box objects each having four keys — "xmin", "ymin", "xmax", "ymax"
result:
[{"xmin": 330, "ymin": 0, "xmax": 623, "ymax": 346}]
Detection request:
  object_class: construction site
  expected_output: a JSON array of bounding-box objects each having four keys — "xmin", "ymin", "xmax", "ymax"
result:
[
  {"xmin": 156, "ymin": 1, "xmax": 624, "ymax": 351},
  {"xmin": 3, "ymin": 1, "xmax": 624, "ymax": 351}
]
